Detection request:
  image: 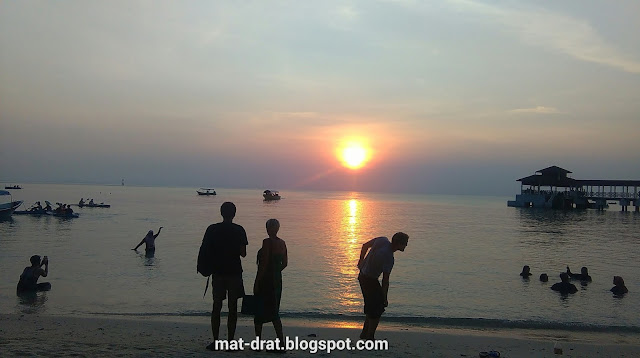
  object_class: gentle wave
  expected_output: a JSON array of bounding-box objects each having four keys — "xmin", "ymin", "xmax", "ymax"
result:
[{"xmin": 86, "ymin": 311, "xmax": 640, "ymax": 333}]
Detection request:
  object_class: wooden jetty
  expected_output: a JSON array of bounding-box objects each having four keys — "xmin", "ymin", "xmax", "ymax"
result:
[{"xmin": 508, "ymin": 166, "xmax": 640, "ymax": 211}]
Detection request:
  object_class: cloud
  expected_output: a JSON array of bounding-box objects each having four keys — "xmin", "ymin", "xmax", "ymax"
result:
[
  {"xmin": 510, "ymin": 106, "xmax": 561, "ymax": 114},
  {"xmin": 448, "ymin": 0, "xmax": 640, "ymax": 74}
]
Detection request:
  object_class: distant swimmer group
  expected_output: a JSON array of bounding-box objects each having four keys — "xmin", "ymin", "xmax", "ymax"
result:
[
  {"xmin": 550, "ymin": 273, "xmax": 578, "ymax": 295},
  {"xmin": 520, "ymin": 264, "xmax": 627, "ymax": 297}
]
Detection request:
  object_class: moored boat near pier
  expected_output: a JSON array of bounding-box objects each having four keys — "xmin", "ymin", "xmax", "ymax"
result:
[{"xmin": 0, "ymin": 190, "xmax": 23, "ymax": 219}]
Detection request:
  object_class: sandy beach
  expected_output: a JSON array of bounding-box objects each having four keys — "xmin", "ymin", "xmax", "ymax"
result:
[{"xmin": 1, "ymin": 313, "xmax": 639, "ymax": 357}]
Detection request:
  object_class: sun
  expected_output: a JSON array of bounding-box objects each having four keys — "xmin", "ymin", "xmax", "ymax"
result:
[{"xmin": 338, "ymin": 141, "xmax": 370, "ymax": 169}]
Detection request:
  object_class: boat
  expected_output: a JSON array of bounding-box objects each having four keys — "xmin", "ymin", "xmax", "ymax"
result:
[
  {"xmin": 14, "ymin": 202, "xmax": 49, "ymax": 216},
  {"xmin": 263, "ymin": 190, "xmax": 281, "ymax": 201},
  {"xmin": 50, "ymin": 211, "xmax": 79, "ymax": 218},
  {"xmin": 78, "ymin": 198, "xmax": 111, "ymax": 208},
  {"xmin": 4, "ymin": 185, "xmax": 22, "ymax": 189},
  {"xmin": 197, "ymin": 188, "xmax": 217, "ymax": 196},
  {"xmin": 14, "ymin": 209, "xmax": 50, "ymax": 216},
  {"xmin": 14, "ymin": 208, "xmax": 80, "ymax": 218},
  {"xmin": 78, "ymin": 202, "xmax": 111, "ymax": 208},
  {"xmin": 0, "ymin": 190, "xmax": 23, "ymax": 219},
  {"xmin": 47, "ymin": 202, "xmax": 80, "ymax": 218}
]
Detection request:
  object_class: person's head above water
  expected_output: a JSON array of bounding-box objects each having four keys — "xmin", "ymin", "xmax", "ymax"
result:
[
  {"xmin": 613, "ymin": 276, "xmax": 625, "ymax": 286},
  {"xmin": 521, "ymin": 265, "xmax": 531, "ymax": 274},
  {"xmin": 266, "ymin": 218, "xmax": 280, "ymax": 236},
  {"xmin": 220, "ymin": 202, "xmax": 236, "ymax": 221},
  {"xmin": 560, "ymin": 272, "xmax": 570, "ymax": 283},
  {"xmin": 540, "ymin": 273, "xmax": 549, "ymax": 282},
  {"xmin": 581, "ymin": 267, "xmax": 589, "ymax": 275},
  {"xmin": 30, "ymin": 255, "xmax": 41, "ymax": 266}
]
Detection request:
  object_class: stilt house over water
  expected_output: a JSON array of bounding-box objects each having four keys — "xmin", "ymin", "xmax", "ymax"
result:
[{"xmin": 507, "ymin": 166, "xmax": 640, "ymax": 211}]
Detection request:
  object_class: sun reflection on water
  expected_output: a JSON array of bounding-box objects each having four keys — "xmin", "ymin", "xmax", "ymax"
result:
[{"xmin": 325, "ymin": 196, "xmax": 369, "ymax": 312}]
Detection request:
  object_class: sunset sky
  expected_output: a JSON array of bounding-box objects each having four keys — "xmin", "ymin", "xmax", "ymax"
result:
[{"xmin": 1, "ymin": 1, "xmax": 639, "ymax": 195}]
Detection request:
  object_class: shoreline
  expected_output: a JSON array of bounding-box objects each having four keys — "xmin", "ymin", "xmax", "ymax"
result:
[{"xmin": 2, "ymin": 313, "xmax": 639, "ymax": 357}]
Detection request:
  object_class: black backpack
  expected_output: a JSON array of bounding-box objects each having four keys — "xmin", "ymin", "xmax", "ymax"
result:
[
  {"xmin": 197, "ymin": 238, "xmax": 214, "ymax": 298},
  {"xmin": 197, "ymin": 239, "xmax": 213, "ymax": 277}
]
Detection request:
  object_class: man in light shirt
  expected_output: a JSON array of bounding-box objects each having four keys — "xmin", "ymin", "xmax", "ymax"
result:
[{"xmin": 357, "ymin": 232, "xmax": 409, "ymax": 340}]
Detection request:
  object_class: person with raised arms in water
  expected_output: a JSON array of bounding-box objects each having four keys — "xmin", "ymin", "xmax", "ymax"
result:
[
  {"xmin": 17, "ymin": 255, "xmax": 51, "ymax": 294},
  {"xmin": 132, "ymin": 227, "xmax": 163, "ymax": 256}
]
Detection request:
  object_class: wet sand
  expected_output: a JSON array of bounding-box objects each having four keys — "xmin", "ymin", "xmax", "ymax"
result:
[{"xmin": 1, "ymin": 313, "xmax": 639, "ymax": 357}]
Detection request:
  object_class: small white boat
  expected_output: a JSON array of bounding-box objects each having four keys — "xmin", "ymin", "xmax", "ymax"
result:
[
  {"xmin": 197, "ymin": 188, "xmax": 217, "ymax": 196},
  {"xmin": 263, "ymin": 190, "xmax": 281, "ymax": 201},
  {"xmin": 0, "ymin": 190, "xmax": 23, "ymax": 220}
]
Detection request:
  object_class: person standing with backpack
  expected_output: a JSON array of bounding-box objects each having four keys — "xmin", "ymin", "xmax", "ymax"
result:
[{"xmin": 197, "ymin": 202, "xmax": 248, "ymax": 351}]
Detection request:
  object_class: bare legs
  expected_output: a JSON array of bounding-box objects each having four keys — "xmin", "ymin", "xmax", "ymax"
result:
[
  {"xmin": 211, "ymin": 299, "xmax": 223, "ymax": 341},
  {"xmin": 254, "ymin": 317, "xmax": 285, "ymax": 350},
  {"xmin": 228, "ymin": 298, "xmax": 238, "ymax": 340},
  {"xmin": 210, "ymin": 298, "xmax": 239, "ymax": 342},
  {"xmin": 360, "ymin": 315, "xmax": 380, "ymax": 340}
]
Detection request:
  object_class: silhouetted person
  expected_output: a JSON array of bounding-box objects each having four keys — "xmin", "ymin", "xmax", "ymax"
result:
[
  {"xmin": 199, "ymin": 202, "xmax": 248, "ymax": 351},
  {"xmin": 133, "ymin": 227, "xmax": 163, "ymax": 256},
  {"xmin": 566, "ymin": 266, "xmax": 592, "ymax": 282},
  {"xmin": 610, "ymin": 276, "xmax": 628, "ymax": 296},
  {"xmin": 520, "ymin": 265, "xmax": 532, "ymax": 278},
  {"xmin": 253, "ymin": 219, "xmax": 288, "ymax": 351},
  {"xmin": 540, "ymin": 273, "xmax": 549, "ymax": 282},
  {"xmin": 551, "ymin": 273, "xmax": 578, "ymax": 295},
  {"xmin": 17, "ymin": 255, "xmax": 51, "ymax": 294},
  {"xmin": 357, "ymin": 232, "xmax": 409, "ymax": 340}
]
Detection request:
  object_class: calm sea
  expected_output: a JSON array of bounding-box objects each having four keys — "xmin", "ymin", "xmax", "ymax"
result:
[{"xmin": 1, "ymin": 184, "xmax": 638, "ymax": 331}]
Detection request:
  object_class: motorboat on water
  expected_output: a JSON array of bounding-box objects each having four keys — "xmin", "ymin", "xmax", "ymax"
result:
[
  {"xmin": 197, "ymin": 188, "xmax": 217, "ymax": 196},
  {"xmin": 0, "ymin": 190, "xmax": 23, "ymax": 219},
  {"xmin": 263, "ymin": 190, "xmax": 281, "ymax": 201},
  {"xmin": 4, "ymin": 185, "xmax": 22, "ymax": 189}
]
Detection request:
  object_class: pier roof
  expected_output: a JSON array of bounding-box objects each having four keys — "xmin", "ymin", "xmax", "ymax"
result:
[
  {"xmin": 576, "ymin": 179, "xmax": 640, "ymax": 187},
  {"xmin": 537, "ymin": 166, "xmax": 572, "ymax": 175},
  {"xmin": 518, "ymin": 174, "xmax": 578, "ymax": 187},
  {"xmin": 516, "ymin": 165, "xmax": 640, "ymax": 188},
  {"xmin": 518, "ymin": 165, "xmax": 577, "ymax": 187}
]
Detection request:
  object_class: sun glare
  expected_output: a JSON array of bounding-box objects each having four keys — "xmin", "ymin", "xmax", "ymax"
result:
[{"xmin": 338, "ymin": 141, "xmax": 370, "ymax": 169}]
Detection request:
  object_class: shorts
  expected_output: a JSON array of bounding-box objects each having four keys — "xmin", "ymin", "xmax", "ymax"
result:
[
  {"xmin": 212, "ymin": 274, "xmax": 245, "ymax": 302},
  {"xmin": 358, "ymin": 273, "xmax": 385, "ymax": 319}
]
